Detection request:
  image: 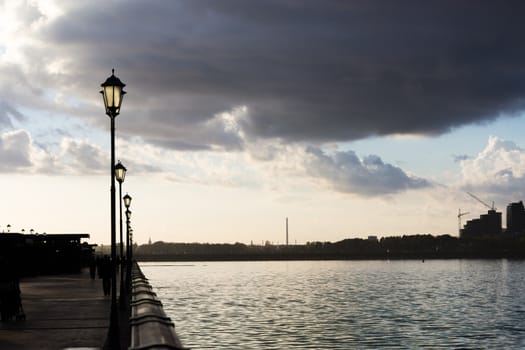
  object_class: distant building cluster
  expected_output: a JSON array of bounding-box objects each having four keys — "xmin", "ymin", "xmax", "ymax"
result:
[
  {"xmin": 461, "ymin": 209, "xmax": 502, "ymax": 238},
  {"xmin": 460, "ymin": 201, "xmax": 525, "ymax": 238}
]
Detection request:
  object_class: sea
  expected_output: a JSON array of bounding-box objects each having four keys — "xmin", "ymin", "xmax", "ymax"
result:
[{"xmin": 140, "ymin": 259, "xmax": 525, "ymax": 349}]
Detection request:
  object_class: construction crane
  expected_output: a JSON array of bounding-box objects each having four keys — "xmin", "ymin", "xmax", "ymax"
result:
[
  {"xmin": 458, "ymin": 209, "xmax": 469, "ymax": 235},
  {"xmin": 467, "ymin": 192, "xmax": 496, "ymax": 211}
]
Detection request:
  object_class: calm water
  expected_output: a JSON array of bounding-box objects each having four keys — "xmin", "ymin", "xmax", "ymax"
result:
[{"xmin": 140, "ymin": 260, "xmax": 525, "ymax": 349}]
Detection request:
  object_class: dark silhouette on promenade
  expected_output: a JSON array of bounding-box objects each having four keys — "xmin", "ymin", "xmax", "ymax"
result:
[
  {"xmin": 98, "ymin": 255, "xmax": 112, "ymax": 296},
  {"xmin": 0, "ymin": 233, "xmax": 96, "ymax": 326},
  {"xmin": 89, "ymin": 255, "xmax": 97, "ymax": 279},
  {"xmin": 0, "ymin": 233, "xmax": 93, "ymax": 276},
  {"xmin": 0, "ymin": 232, "xmax": 96, "ymax": 325},
  {"xmin": 0, "ymin": 267, "xmax": 112, "ymax": 349},
  {"xmin": 0, "ymin": 256, "xmax": 24, "ymax": 322}
]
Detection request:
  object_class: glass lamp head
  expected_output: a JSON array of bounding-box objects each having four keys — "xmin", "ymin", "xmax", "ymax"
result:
[
  {"xmin": 115, "ymin": 161, "xmax": 127, "ymax": 183},
  {"xmin": 100, "ymin": 69, "xmax": 126, "ymax": 117},
  {"xmin": 123, "ymin": 193, "xmax": 132, "ymax": 208}
]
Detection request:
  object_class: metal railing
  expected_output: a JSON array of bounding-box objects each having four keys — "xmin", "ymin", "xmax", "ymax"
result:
[{"xmin": 129, "ymin": 262, "xmax": 188, "ymax": 350}]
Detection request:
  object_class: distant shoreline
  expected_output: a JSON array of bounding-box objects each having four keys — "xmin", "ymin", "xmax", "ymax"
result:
[
  {"xmin": 135, "ymin": 250, "xmax": 525, "ymax": 262},
  {"xmin": 129, "ymin": 233, "xmax": 525, "ymax": 262}
]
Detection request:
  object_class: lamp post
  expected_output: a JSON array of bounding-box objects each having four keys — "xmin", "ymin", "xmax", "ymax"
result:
[
  {"xmin": 129, "ymin": 227, "xmax": 134, "ymax": 266},
  {"xmin": 115, "ymin": 162, "xmax": 127, "ymax": 260},
  {"xmin": 126, "ymin": 209, "xmax": 132, "ymax": 292},
  {"xmin": 124, "ymin": 194, "xmax": 132, "ymax": 291},
  {"xmin": 115, "ymin": 161, "xmax": 127, "ymax": 308},
  {"xmin": 101, "ymin": 69, "xmax": 125, "ymax": 349}
]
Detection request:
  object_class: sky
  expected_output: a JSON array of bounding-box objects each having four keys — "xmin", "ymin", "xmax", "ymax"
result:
[{"xmin": 1, "ymin": 0, "xmax": 525, "ymax": 245}]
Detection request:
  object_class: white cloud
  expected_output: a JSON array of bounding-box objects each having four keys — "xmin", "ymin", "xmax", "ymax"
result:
[
  {"xmin": 0, "ymin": 121, "xmax": 434, "ymax": 198},
  {"xmin": 0, "ymin": 129, "xmax": 108, "ymax": 175},
  {"xmin": 459, "ymin": 136, "xmax": 525, "ymax": 201}
]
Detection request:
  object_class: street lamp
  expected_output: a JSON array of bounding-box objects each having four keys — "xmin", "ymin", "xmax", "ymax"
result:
[
  {"xmin": 123, "ymin": 193, "xmax": 132, "ymax": 209},
  {"xmin": 115, "ymin": 162, "xmax": 127, "ymax": 260},
  {"xmin": 115, "ymin": 161, "xmax": 127, "ymax": 308},
  {"xmin": 124, "ymin": 194, "xmax": 132, "ymax": 291},
  {"xmin": 101, "ymin": 69, "xmax": 125, "ymax": 349}
]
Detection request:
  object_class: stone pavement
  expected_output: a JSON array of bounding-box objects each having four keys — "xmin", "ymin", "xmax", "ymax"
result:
[{"xmin": 0, "ymin": 268, "xmax": 111, "ymax": 349}]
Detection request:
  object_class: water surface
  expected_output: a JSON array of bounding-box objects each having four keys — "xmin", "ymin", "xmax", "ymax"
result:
[{"xmin": 141, "ymin": 260, "xmax": 525, "ymax": 349}]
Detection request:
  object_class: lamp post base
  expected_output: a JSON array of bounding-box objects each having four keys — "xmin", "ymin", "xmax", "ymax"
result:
[{"xmin": 104, "ymin": 306, "xmax": 121, "ymax": 349}]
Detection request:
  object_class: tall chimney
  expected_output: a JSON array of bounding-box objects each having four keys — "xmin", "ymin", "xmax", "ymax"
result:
[{"xmin": 286, "ymin": 217, "xmax": 289, "ymax": 246}]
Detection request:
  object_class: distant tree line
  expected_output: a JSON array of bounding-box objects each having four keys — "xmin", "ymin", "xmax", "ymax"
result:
[{"xmin": 134, "ymin": 234, "xmax": 525, "ymax": 261}]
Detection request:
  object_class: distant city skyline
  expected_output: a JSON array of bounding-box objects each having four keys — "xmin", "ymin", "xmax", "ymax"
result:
[{"xmin": 1, "ymin": 1, "xmax": 525, "ymax": 245}]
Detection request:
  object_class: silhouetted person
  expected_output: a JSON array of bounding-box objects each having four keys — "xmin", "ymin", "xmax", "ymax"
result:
[
  {"xmin": 0, "ymin": 256, "xmax": 23, "ymax": 321},
  {"xmin": 89, "ymin": 256, "xmax": 97, "ymax": 279},
  {"xmin": 99, "ymin": 255, "xmax": 111, "ymax": 296}
]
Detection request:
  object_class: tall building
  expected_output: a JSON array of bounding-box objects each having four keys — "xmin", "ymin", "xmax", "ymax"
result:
[
  {"xmin": 461, "ymin": 209, "xmax": 502, "ymax": 238},
  {"xmin": 506, "ymin": 201, "xmax": 525, "ymax": 234}
]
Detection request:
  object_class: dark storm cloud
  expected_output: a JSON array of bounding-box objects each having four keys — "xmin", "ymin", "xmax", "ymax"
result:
[{"xmin": 44, "ymin": 0, "xmax": 525, "ymax": 148}]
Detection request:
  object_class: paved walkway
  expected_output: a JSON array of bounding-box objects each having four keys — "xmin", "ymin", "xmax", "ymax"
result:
[{"xmin": 0, "ymin": 268, "xmax": 111, "ymax": 349}]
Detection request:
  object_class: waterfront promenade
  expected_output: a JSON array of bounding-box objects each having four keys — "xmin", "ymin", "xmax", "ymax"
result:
[{"xmin": 0, "ymin": 268, "xmax": 111, "ymax": 349}]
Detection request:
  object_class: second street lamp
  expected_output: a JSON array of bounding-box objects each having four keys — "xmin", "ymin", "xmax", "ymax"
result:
[
  {"xmin": 115, "ymin": 162, "xmax": 126, "ymax": 261},
  {"xmin": 101, "ymin": 69, "xmax": 125, "ymax": 349},
  {"xmin": 115, "ymin": 161, "xmax": 127, "ymax": 308}
]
